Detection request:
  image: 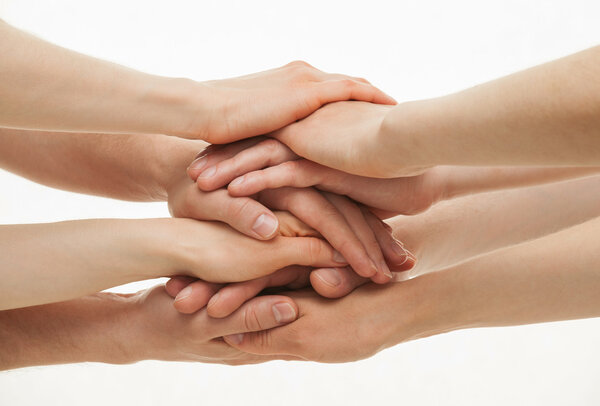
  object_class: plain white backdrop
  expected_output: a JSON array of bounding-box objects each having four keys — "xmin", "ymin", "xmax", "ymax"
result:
[{"xmin": 0, "ymin": 1, "xmax": 599, "ymax": 405}]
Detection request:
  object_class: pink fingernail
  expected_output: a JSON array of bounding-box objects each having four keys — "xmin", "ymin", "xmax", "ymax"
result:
[
  {"xmin": 315, "ymin": 268, "xmax": 342, "ymax": 287},
  {"xmin": 272, "ymin": 303, "xmax": 297, "ymax": 323},
  {"xmin": 188, "ymin": 156, "xmax": 208, "ymax": 172},
  {"xmin": 252, "ymin": 214, "xmax": 278, "ymax": 238},
  {"xmin": 174, "ymin": 285, "xmax": 192, "ymax": 302},
  {"xmin": 391, "ymin": 241, "xmax": 409, "ymax": 265},
  {"xmin": 333, "ymin": 250, "xmax": 346, "ymax": 264},
  {"xmin": 230, "ymin": 176, "xmax": 245, "ymax": 186},
  {"xmin": 199, "ymin": 166, "xmax": 217, "ymax": 178}
]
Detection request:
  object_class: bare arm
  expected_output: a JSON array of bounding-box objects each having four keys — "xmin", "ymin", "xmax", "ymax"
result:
[
  {"xmin": 0, "ymin": 285, "xmax": 299, "ymax": 370},
  {"xmin": 268, "ymin": 46, "xmax": 600, "ymax": 177},
  {"xmin": 386, "ymin": 46, "xmax": 600, "ymax": 171},
  {"xmin": 389, "ymin": 175, "xmax": 600, "ymax": 273},
  {"xmin": 0, "ymin": 19, "xmax": 392, "ymax": 142},
  {"xmin": 0, "ymin": 128, "xmax": 201, "ymax": 201},
  {"xmin": 227, "ymin": 215, "xmax": 600, "ymax": 363}
]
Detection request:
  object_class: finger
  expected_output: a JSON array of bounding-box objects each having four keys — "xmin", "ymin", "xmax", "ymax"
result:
[
  {"xmin": 323, "ymin": 193, "xmax": 392, "ymax": 283},
  {"xmin": 316, "ymin": 79, "xmax": 397, "ymax": 106},
  {"xmin": 179, "ymin": 187, "xmax": 280, "ymax": 240},
  {"xmin": 228, "ymin": 160, "xmax": 333, "ymax": 197},
  {"xmin": 197, "ymin": 138, "xmax": 299, "ymax": 192},
  {"xmin": 207, "ymin": 266, "xmax": 310, "ymax": 318},
  {"xmin": 273, "ymin": 234, "xmax": 349, "ymax": 271},
  {"xmin": 362, "ymin": 209, "xmax": 417, "ymax": 273},
  {"xmin": 174, "ymin": 279, "xmax": 224, "ymax": 314},
  {"xmin": 165, "ymin": 275, "xmax": 197, "ymax": 297},
  {"xmin": 187, "ymin": 137, "xmax": 265, "ymax": 180},
  {"xmin": 223, "ymin": 317, "xmax": 301, "ymax": 357},
  {"xmin": 205, "ymin": 295, "xmax": 299, "ymax": 339},
  {"xmin": 275, "ymin": 211, "xmax": 320, "ymax": 238},
  {"xmin": 310, "ymin": 267, "xmax": 368, "ymax": 298},
  {"xmin": 262, "ymin": 188, "xmax": 377, "ymax": 278}
]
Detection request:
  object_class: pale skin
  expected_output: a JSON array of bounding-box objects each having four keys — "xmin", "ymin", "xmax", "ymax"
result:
[
  {"xmin": 250, "ymin": 46, "xmax": 600, "ymax": 178},
  {"xmin": 168, "ymin": 176, "xmax": 600, "ymax": 362},
  {"xmin": 3, "ymin": 176, "xmax": 598, "ymax": 368},
  {"xmin": 0, "ymin": 19, "xmax": 394, "ymax": 142},
  {"xmin": 0, "ymin": 129, "xmax": 413, "ymax": 310},
  {"xmin": 188, "ymin": 137, "xmax": 600, "ymax": 217},
  {"xmin": 0, "ymin": 285, "xmax": 302, "ymax": 371}
]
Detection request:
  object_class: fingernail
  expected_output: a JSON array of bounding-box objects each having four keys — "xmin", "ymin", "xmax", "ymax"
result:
[
  {"xmin": 272, "ymin": 303, "xmax": 297, "ymax": 323},
  {"xmin": 199, "ymin": 165, "xmax": 217, "ymax": 178},
  {"xmin": 252, "ymin": 214, "xmax": 278, "ymax": 238},
  {"xmin": 174, "ymin": 285, "xmax": 192, "ymax": 302},
  {"xmin": 188, "ymin": 156, "xmax": 208, "ymax": 172},
  {"xmin": 230, "ymin": 176, "xmax": 245, "ymax": 186},
  {"xmin": 370, "ymin": 259, "xmax": 379, "ymax": 276},
  {"xmin": 333, "ymin": 250, "xmax": 347, "ymax": 264},
  {"xmin": 380, "ymin": 261, "xmax": 393, "ymax": 279},
  {"xmin": 391, "ymin": 240, "xmax": 409, "ymax": 265},
  {"xmin": 226, "ymin": 333, "xmax": 244, "ymax": 345},
  {"xmin": 207, "ymin": 292, "xmax": 221, "ymax": 308},
  {"xmin": 315, "ymin": 268, "xmax": 342, "ymax": 287},
  {"xmin": 383, "ymin": 222, "xmax": 393, "ymax": 232}
]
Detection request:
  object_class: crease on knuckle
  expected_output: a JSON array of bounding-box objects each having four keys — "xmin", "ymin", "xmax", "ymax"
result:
[
  {"xmin": 243, "ymin": 306, "xmax": 263, "ymax": 332},
  {"xmin": 226, "ymin": 197, "xmax": 254, "ymax": 221}
]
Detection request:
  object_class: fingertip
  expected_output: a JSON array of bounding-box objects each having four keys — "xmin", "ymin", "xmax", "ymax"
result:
[
  {"xmin": 251, "ymin": 213, "xmax": 279, "ymax": 240},
  {"xmin": 165, "ymin": 276, "xmax": 195, "ymax": 297}
]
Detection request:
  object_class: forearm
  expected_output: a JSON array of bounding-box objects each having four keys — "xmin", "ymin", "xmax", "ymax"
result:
[
  {"xmin": 390, "ymin": 175, "xmax": 600, "ymax": 273},
  {"xmin": 439, "ymin": 166, "xmax": 600, "ymax": 201},
  {"xmin": 393, "ymin": 215, "xmax": 600, "ymax": 345},
  {"xmin": 0, "ymin": 20, "xmax": 205, "ymax": 137},
  {"xmin": 383, "ymin": 46, "xmax": 600, "ymax": 171},
  {"xmin": 0, "ymin": 292, "xmax": 141, "ymax": 370},
  {"xmin": 0, "ymin": 219, "xmax": 178, "ymax": 310},
  {"xmin": 0, "ymin": 128, "xmax": 202, "ymax": 201},
  {"xmin": 441, "ymin": 216, "xmax": 600, "ymax": 330}
]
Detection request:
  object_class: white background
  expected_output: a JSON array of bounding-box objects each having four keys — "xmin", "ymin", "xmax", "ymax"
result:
[{"xmin": 1, "ymin": 1, "xmax": 599, "ymax": 405}]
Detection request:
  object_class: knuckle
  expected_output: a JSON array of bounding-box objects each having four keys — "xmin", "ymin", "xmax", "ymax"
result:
[
  {"xmin": 287, "ymin": 60, "xmax": 311, "ymax": 68},
  {"xmin": 243, "ymin": 306, "xmax": 263, "ymax": 331},
  {"xmin": 254, "ymin": 329, "xmax": 273, "ymax": 350},
  {"xmin": 305, "ymin": 237, "xmax": 324, "ymax": 263},
  {"xmin": 226, "ymin": 197, "xmax": 255, "ymax": 220},
  {"xmin": 340, "ymin": 78, "xmax": 356, "ymax": 89}
]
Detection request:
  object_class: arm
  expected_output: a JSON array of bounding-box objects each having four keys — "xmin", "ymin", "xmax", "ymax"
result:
[
  {"xmin": 390, "ymin": 174, "xmax": 600, "ymax": 273},
  {"xmin": 0, "ymin": 285, "xmax": 299, "ymax": 370},
  {"xmin": 0, "ymin": 129, "xmax": 407, "ymax": 281},
  {"xmin": 0, "ymin": 20, "xmax": 393, "ymax": 141},
  {"xmin": 267, "ymin": 46, "xmax": 600, "ymax": 177},
  {"xmin": 226, "ymin": 215, "xmax": 600, "ymax": 363},
  {"xmin": 0, "ymin": 217, "xmax": 342, "ymax": 310},
  {"xmin": 0, "ymin": 128, "xmax": 200, "ymax": 202},
  {"xmin": 169, "ymin": 175, "xmax": 600, "ymax": 318}
]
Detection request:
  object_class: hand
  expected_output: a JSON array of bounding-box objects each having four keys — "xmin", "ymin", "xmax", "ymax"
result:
[
  {"xmin": 169, "ymin": 276, "xmax": 446, "ymax": 364},
  {"xmin": 183, "ymin": 147, "xmax": 416, "ymax": 281},
  {"xmin": 165, "ymin": 263, "xmax": 371, "ymax": 316},
  {"xmin": 158, "ymin": 217, "xmax": 345, "ymax": 283},
  {"xmin": 261, "ymin": 101, "xmax": 428, "ymax": 178},
  {"xmin": 113, "ymin": 285, "xmax": 302, "ymax": 365},
  {"xmin": 187, "ymin": 61, "xmax": 396, "ymax": 143},
  {"xmin": 190, "ymin": 138, "xmax": 445, "ymax": 217}
]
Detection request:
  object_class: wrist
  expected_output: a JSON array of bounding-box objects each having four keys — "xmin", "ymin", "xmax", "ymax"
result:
[
  {"xmin": 136, "ymin": 75, "xmax": 211, "ymax": 139},
  {"xmin": 379, "ymin": 100, "xmax": 448, "ymax": 176},
  {"xmin": 387, "ymin": 269, "xmax": 471, "ymax": 346}
]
